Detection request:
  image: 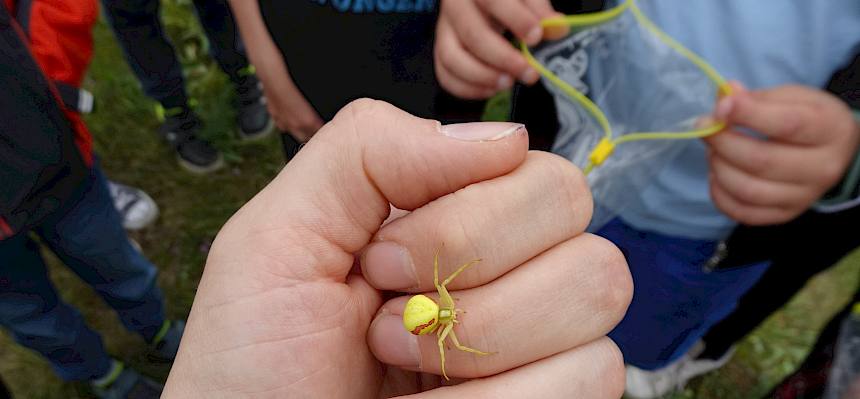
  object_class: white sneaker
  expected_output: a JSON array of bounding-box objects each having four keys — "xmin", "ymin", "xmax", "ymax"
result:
[
  {"xmin": 107, "ymin": 180, "xmax": 159, "ymax": 230},
  {"xmin": 625, "ymin": 341, "xmax": 736, "ymax": 398}
]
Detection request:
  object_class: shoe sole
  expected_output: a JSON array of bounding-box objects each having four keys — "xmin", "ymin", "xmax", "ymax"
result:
[
  {"xmin": 178, "ymin": 153, "xmax": 225, "ymax": 174},
  {"xmin": 237, "ymin": 117, "xmax": 276, "ymax": 142}
]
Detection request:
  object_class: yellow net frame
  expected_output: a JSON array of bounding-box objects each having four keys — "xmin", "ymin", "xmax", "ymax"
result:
[{"xmin": 520, "ymin": 0, "xmax": 732, "ymax": 175}]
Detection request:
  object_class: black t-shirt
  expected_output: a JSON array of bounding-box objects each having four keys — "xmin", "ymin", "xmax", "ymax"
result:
[
  {"xmin": 511, "ymin": 0, "xmax": 606, "ymax": 151},
  {"xmin": 258, "ymin": 0, "xmax": 483, "ymax": 123}
]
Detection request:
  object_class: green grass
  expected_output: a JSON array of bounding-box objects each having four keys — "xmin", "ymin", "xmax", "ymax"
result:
[{"xmin": 1, "ymin": 2, "xmax": 858, "ymax": 397}]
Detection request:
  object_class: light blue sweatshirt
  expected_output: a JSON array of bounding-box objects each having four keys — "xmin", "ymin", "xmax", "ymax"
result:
[{"xmin": 618, "ymin": 0, "xmax": 860, "ymax": 240}]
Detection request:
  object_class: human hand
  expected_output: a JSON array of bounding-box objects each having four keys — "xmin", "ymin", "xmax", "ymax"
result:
[
  {"xmin": 163, "ymin": 99, "xmax": 631, "ymax": 398},
  {"xmin": 435, "ymin": 0, "xmax": 566, "ymax": 99},
  {"xmin": 256, "ymin": 63, "xmax": 324, "ymax": 142},
  {"xmin": 705, "ymin": 83, "xmax": 860, "ymax": 225},
  {"xmin": 227, "ymin": 0, "xmax": 323, "ymax": 141}
]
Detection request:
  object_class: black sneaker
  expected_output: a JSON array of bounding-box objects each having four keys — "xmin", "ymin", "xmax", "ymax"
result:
[
  {"xmin": 148, "ymin": 320, "xmax": 185, "ymax": 363},
  {"xmin": 91, "ymin": 361, "xmax": 162, "ymax": 399},
  {"xmin": 157, "ymin": 106, "xmax": 224, "ymax": 174},
  {"xmin": 235, "ymin": 67, "xmax": 275, "ymax": 141}
]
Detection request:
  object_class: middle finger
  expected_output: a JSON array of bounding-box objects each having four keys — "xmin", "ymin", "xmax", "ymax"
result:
[{"xmin": 367, "ymin": 233, "xmax": 632, "ymax": 378}]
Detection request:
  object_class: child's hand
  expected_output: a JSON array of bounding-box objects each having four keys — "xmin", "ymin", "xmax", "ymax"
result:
[
  {"xmin": 705, "ymin": 83, "xmax": 860, "ymax": 225},
  {"xmin": 228, "ymin": 0, "xmax": 323, "ymax": 142},
  {"xmin": 435, "ymin": 0, "xmax": 563, "ymax": 99},
  {"xmin": 257, "ymin": 64, "xmax": 323, "ymax": 142}
]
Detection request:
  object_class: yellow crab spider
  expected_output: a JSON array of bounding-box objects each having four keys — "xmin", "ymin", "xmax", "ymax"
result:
[{"xmin": 402, "ymin": 250, "xmax": 492, "ymax": 380}]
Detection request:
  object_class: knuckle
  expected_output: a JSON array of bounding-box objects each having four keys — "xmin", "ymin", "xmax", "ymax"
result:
[
  {"xmin": 735, "ymin": 208, "xmax": 761, "ymax": 225},
  {"xmin": 711, "ymin": 182, "xmax": 754, "ymax": 224},
  {"xmin": 731, "ymin": 179, "xmax": 764, "ymax": 205},
  {"xmin": 778, "ymin": 112, "xmax": 804, "ymax": 140},
  {"xmin": 436, "ymin": 41, "xmax": 452, "ymax": 65},
  {"xmin": 713, "ymin": 197, "xmax": 735, "ymax": 222},
  {"xmin": 332, "ymin": 98, "xmax": 408, "ymax": 143},
  {"xmin": 744, "ymin": 148, "xmax": 773, "ymax": 175},
  {"xmin": 777, "ymin": 207, "xmax": 802, "ymax": 224},
  {"xmin": 460, "ymin": 24, "xmax": 481, "ymax": 46},
  {"xmin": 536, "ymin": 152, "xmax": 593, "ymax": 223},
  {"xmin": 598, "ymin": 339, "xmax": 628, "ymax": 399},
  {"xmin": 822, "ymin": 161, "xmax": 846, "ymax": 186},
  {"xmin": 341, "ymin": 97, "xmax": 385, "ymax": 117},
  {"xmin": 578, "ymin": 234, "xmax": 632, "ymax": 321}
]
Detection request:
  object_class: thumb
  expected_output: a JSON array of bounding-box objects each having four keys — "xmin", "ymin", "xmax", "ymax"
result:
[
  {"xmin": 221, "ymin": 99, "xmax": 528, "ymax": 285},
  {"xmin": 714, "ymin": 85, "xmax": 819, "ymax": 145}
]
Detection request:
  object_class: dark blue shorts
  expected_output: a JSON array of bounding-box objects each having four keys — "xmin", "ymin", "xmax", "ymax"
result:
[{"xmin": 598, "ymin": 218, "xmax": 769, "ymax": 369}]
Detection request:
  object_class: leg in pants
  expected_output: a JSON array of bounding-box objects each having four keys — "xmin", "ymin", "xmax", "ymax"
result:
[
  {"xmin": 0, "ymin": 232, "xmax": 113, "ymax": 381},
  {"xmin": 0, "ymin": 165, "xmax": 166, "ymax": 380},
  {"xmin": 101, "ymin": 0, "xmax": 188, "ymax": 109}
]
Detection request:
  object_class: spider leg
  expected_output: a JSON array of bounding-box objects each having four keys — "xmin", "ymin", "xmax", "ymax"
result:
[
  {"xmin": 438, "ymin": 283, "xmax": 455, "ymax": 309},
  {"xmin": 442, "ymin": 259, "xmax": 482, "ymax": 287},
  {"xmin": 437, "ymin": 322, "xmax": 454, "ymax": 380},
  {"xmin": 433, "ymin": 247, "xmax": 441, "ymax": 288},
  {"xmin": 449, "ymin": 329, "xmax": 492, "ymax": 356}
]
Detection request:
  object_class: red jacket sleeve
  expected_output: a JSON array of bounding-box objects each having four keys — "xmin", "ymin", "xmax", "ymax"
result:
[
  {"xmin": 24, "ymin": 0, "xmax": 98, "ymax": 86},
  {"xmin": 6, "ymin": 0, "xmax": 98, "ymax": 165}
]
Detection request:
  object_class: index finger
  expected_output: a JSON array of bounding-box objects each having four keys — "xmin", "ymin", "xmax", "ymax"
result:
[
  {"xmin": 478, "ymin": 0, "xmax": 544, "ymax": 46},
  {"xmin": 720, "ymin": 92, "xmax": 821, "ymax": 145},
  {"xmin": 445, "ymin": 2, "xmax": 536, "ymax": 83},
  {"xmin": 361, "ymin": 151, "xmax": 592, "ymax": 292}
]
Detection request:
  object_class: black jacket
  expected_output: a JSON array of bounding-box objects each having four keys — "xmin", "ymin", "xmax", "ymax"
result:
[{"xmin": 0, "ymin": 6, "xmax": 89, "ymax": 240}]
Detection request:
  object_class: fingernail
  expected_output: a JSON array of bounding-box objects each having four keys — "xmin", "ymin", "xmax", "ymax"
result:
[
  {"xmin": 519, "ymin": 67, "xmax": 540, "ymax": 85},
  {"xmin": 362, "ymin": 241, "xmax": 418, "ymax": 290},
  {"xmin": 525, "ymin": 26, "xmax": 543, "ymax": 46},
  {"xmin": 441, "ymin": 122, "xmax": 525, "ymax": 142},
  {"xmin": 497, "ymin": 74, "xmax": 513, "ymax": 90},
  {"xmin": 370, "ymin": 312, "xmax": 421, "ymax": 368},
  {"xmin": 714, "ymin": 96, "xmax": 734, "ymax": 121}
]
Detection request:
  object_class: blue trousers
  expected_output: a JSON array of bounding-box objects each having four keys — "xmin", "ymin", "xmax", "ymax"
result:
[
  {"xmin": 0, "ymin": 166, "xmax": 165, "ymax": 381},
  {"xmin": 101, "ymin": 0, "xmax": 249, "ymax": 109},
  {"xmin": 598, "ymin": 218, "xmax": 770, "ymax": 370}
]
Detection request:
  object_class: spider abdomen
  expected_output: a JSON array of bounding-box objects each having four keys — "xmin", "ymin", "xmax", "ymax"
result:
[{"xmin": 403, "ymin": 294, "xmax": 440, "ymax": 335}]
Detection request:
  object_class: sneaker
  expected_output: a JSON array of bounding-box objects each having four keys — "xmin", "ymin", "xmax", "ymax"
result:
[
  {"xmin": 625, "ymin": 340, "xmax": 735, "ymax": 398},
  {"xmin": 107, "ymin": 181, "xmax": 159, "ymax": 230},
  {"xmin": 234, "ymin": 67, "xmax": 275, "ymax": 141},
  {"xmin": 157, "ymin": 105, "xmax": 224, "ymax": 173},
  {"xmin": 148, "ymin": 320, "xmax": 185, "ymax": 363},
  {"xmin": 91, "ymin": 360, "xmax": 162, "ymax": 399}
]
